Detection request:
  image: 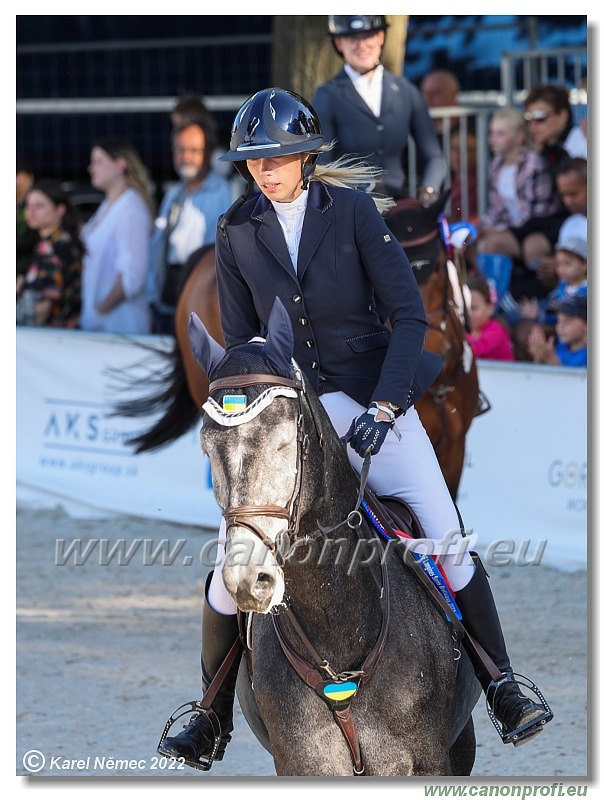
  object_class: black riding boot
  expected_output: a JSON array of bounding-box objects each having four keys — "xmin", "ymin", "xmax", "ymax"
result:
[
  {"xmin": 158, "ymin": 574, "xmax": 241, "ymax": 766},
  {"xmin": 455, "ymin": 555, "xmax": 553, "ymax": 746}
]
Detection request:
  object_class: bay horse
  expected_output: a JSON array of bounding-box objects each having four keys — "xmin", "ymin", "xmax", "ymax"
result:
[
  {"xmin": 173, "ymin": 298, "xmax": 480, "ymax": 775},
  {"xmin": 384, "ymin": 196, "xmax": 480, "ymax": 500},
  {"xmin": 117, "ymin": 198, "xmax": 480, "ymax": 500}
]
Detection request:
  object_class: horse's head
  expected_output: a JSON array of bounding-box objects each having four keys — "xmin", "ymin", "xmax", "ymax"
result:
[
  {"xmin": 384, "ymin": 194, "xmax": 449, "ymax": 286},
  {"xmin": 384, "ymin": 192, "xmax": 476, "ymax": 293},
  {"xmin": 384, "ymin": 194, "xmax": 476, "ymax": 368},
  {"xmin": 189, "ymin": 298, "xmax": 317, "ymax": 614}
]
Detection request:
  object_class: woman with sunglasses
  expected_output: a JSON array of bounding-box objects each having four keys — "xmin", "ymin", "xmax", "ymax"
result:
[{"xmin": 523, "ymin": 84, "xmax": 587, "ymax": 164}]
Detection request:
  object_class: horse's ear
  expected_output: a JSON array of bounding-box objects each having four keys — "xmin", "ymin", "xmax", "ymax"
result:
[
  {"xmin": 262, "ymin": 297, "xmax": 295, "ymax": 375},
  {"xmin": 188, "ymin": 312, "xmax": 226, "ymax": 377}
]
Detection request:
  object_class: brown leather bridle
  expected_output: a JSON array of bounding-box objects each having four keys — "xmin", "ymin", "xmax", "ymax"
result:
[{"xmin": 209, "ymin": 372, "xmax": 308, "ymax": 566}]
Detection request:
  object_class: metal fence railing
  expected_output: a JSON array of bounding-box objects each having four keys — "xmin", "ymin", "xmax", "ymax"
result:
[
  {"xmin": 17, "ymin": 36, "xmax": 587, "ymax": 221},
  {"xmin": 500, "ymin": 46, "xmax": 587, "ymax": 109}
]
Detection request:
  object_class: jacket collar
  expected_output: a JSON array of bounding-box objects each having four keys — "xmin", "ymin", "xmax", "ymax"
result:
[
  {"xmin": 251, "ymin": 180, "xmax": 333, "ymax": 219},
  {"xmin": 250, "ymin": 182, "xmax": 333, "ymax": 280},
  {"xmin": 334, "ymin": 65, "xmax": 398, "ymax": 120}
]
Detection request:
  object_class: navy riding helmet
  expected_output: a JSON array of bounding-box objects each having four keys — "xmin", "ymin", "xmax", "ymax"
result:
[
  {"xmin": 327, "ymin": 15, "xmax": 388, "ymax": 38},
  {"xmin": 218, "ymin": 87, "xmax": 325, "ymax": 196},
  {"xmin": 219, "ymin": 87, "xmax": 324, "ymax": 163},
  {"xmin": 327, "ymin": 16, "xmax": 388, "ymax": 58}
]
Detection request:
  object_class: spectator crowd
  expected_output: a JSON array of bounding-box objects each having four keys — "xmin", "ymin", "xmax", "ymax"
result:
[{"xmin": 16, "ymin": 19, "xmax": 588, "ymax": 368}]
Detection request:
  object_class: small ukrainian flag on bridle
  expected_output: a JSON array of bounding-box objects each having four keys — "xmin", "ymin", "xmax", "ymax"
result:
[{"xmin": 222, "ymin": 394, "xmax": 247, "ymax": 412}]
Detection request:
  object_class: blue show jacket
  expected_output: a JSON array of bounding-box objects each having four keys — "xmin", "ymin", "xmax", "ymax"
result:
[{"xmin": 215, "ymin": 181, "xmax": 441, "ymax": 411}]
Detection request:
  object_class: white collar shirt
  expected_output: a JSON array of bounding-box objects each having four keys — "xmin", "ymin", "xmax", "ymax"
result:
[
  {"xmin": 344, "ymin": 62, "xmax": 384, "ymax": 117},
  {"xmin": 272, "ymin": 191, "xmax": 309, "ymax": 272}
]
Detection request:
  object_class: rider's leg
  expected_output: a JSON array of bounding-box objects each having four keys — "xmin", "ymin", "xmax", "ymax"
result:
[
  {"xmin": 159, "ymin": 522, "xmax": 240, "ymax": 765},
  {"xmin": 321, "ymin": 393, "xmax": 474, "ymax": 586},
  {"xmin": 320, "ymin": 392, "xmax": 552, "ymax": 745},
  {"xmin": 453, "ymin": 553, "xmax": 552, "ymax": 743}
]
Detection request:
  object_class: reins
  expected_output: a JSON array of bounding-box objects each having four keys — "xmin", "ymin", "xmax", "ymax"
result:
[{"xmin": 401, "ymin": 231, "xmax": 470, "ymax": 453}]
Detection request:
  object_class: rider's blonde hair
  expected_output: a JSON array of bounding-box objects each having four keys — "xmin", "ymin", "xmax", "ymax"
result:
[{"xmin": 309, "ymin": 144, "xmax": 396, "ymax": 215}]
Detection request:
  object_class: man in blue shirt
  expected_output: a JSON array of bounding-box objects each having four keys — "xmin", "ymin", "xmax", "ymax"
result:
[{"xmin": 148, "ymin": 121, "xmax": 233, "ymax": 333}]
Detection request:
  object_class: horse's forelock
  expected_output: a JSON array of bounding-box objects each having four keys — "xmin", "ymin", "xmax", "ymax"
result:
[
  {"xmin": 216, "ymin": 343, "xmax": 277, "ymax": 374},
  {"xmin": 211, "ymin": 344, "xmax": 291, "ymax": 406}
]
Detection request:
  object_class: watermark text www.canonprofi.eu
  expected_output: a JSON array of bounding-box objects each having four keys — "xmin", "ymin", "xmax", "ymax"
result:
[
  {"xmin": 424, "ymin": 783, "xmax": 587, "ymax": 798},
  {"xmin": 53, "ymin": 531, "xmax": 548, "ymax": 569}
]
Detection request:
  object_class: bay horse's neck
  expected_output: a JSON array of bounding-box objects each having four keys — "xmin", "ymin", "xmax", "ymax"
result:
[{"xmin": 421, "ymin": 262, "xmax": 449, "ymax": 316}]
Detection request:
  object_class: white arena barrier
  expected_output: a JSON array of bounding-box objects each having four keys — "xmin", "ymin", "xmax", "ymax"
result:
[{"xmin": 16, "ymin": 329, "xmax": 587, "ymax": 571}]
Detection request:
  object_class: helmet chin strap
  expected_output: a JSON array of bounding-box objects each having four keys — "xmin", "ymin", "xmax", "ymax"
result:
[{"xmin": 301, "ymin": 153, "xmax": 318, "ymax": 190}]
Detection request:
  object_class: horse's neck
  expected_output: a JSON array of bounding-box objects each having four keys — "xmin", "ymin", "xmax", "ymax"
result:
[
  {"xmin": 283, "ymin": 522, "xmax": 383, "ymax": 665},
  {"xmin": 421, "ymin": 267, "xmax": 449, "ymax": 315},
  {"xmin": 288, "ymin": 408, "xmax": 382, "ymax": 660}
]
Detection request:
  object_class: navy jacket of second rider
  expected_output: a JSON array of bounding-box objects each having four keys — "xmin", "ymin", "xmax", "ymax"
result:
[
  {"xmin": 215, "ymin": 181, "xmax": 441, "ymax": 413},
  {"xmin": 312, "ymin": 67, "xmax": 447, "ymax": 198}
]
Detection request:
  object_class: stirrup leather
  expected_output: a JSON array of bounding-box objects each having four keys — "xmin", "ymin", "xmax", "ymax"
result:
[
  {"xmin": 157, "ymin": 700, "xmax": 223, "ymax": 771},
  {"xmin": 485, "ymin": 672, "xmax": 554, "ymax": 747}
]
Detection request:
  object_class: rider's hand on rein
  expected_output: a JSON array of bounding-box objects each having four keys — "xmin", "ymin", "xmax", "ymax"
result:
[{"xmin": 344, "ymin": 402, "xmax": 401, "ymax": 457}]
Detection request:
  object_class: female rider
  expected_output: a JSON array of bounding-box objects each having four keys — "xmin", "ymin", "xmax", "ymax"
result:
[{"xmin": 159, "ymin": 88, "xmax": 552, "ymax": 768}]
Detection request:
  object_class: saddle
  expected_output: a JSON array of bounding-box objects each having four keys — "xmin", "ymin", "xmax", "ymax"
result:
[{"xmin": 375, "ymin": 494, "xmax": 425, "ymax": 539}]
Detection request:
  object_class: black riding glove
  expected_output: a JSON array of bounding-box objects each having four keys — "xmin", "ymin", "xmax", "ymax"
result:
[{"xmin": 345, "ymin": 403, "xmax": 400, "ymax": 457}]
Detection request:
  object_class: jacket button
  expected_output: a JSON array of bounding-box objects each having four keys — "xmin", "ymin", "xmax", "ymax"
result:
[
  {"xmin": 293, "ymin": 295, "xmax": 302, "ymax": 304},
  {"xmin": 305, "ymin": 340, "xmax": 314, "ymax": 348},
  {"xmin": 311, "ymin": 361, "xmax": 318, "ymax": 369},
  {"xmin": 376, "ymin": 124, "xmax": 384, "ymax": 132},
  {"xmin": 298, "ymin": 317, "xmax": 308, "ymax": 325}
]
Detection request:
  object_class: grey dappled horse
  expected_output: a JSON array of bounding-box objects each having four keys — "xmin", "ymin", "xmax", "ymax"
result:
[{"xmin": 189, "ymin": 298, "xmax": 481, "ymax": 776}]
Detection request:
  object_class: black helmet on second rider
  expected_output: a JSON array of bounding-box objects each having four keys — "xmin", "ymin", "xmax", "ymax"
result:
[
  {"xmin": 219, "ymin": 87, "xmax": 325, "ymax": 190},
  {"xmin": 328, "ymin": 15, "xmax": 388, "ymax": 38},
  {"xmin": 328, "ymin": 15, "xmax": 388, "ymax": 55}
]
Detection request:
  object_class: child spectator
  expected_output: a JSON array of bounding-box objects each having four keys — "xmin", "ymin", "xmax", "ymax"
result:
[
  {"xmin": 518, "ymin": 235, "xmax": 587, "ymax": 324},
  {"xmin": 466, "ymin": 274, "xmax": 514, "ymax": 361},
  {"xmin": 527, "ymin": 294, "xmax": 587, "ymax": 367},
  {"xmin": 479, "ymin": 108, "xmax": 561, "ymax": 234},
  {"xmin": 528, "ymin": 157, "xmax": 588, "ymax": 293}
]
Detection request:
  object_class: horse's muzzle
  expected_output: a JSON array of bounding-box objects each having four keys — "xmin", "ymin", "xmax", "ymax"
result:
[{"xmin": 222, "ymin": 560, "xmax": 284, "ymax": 613}]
